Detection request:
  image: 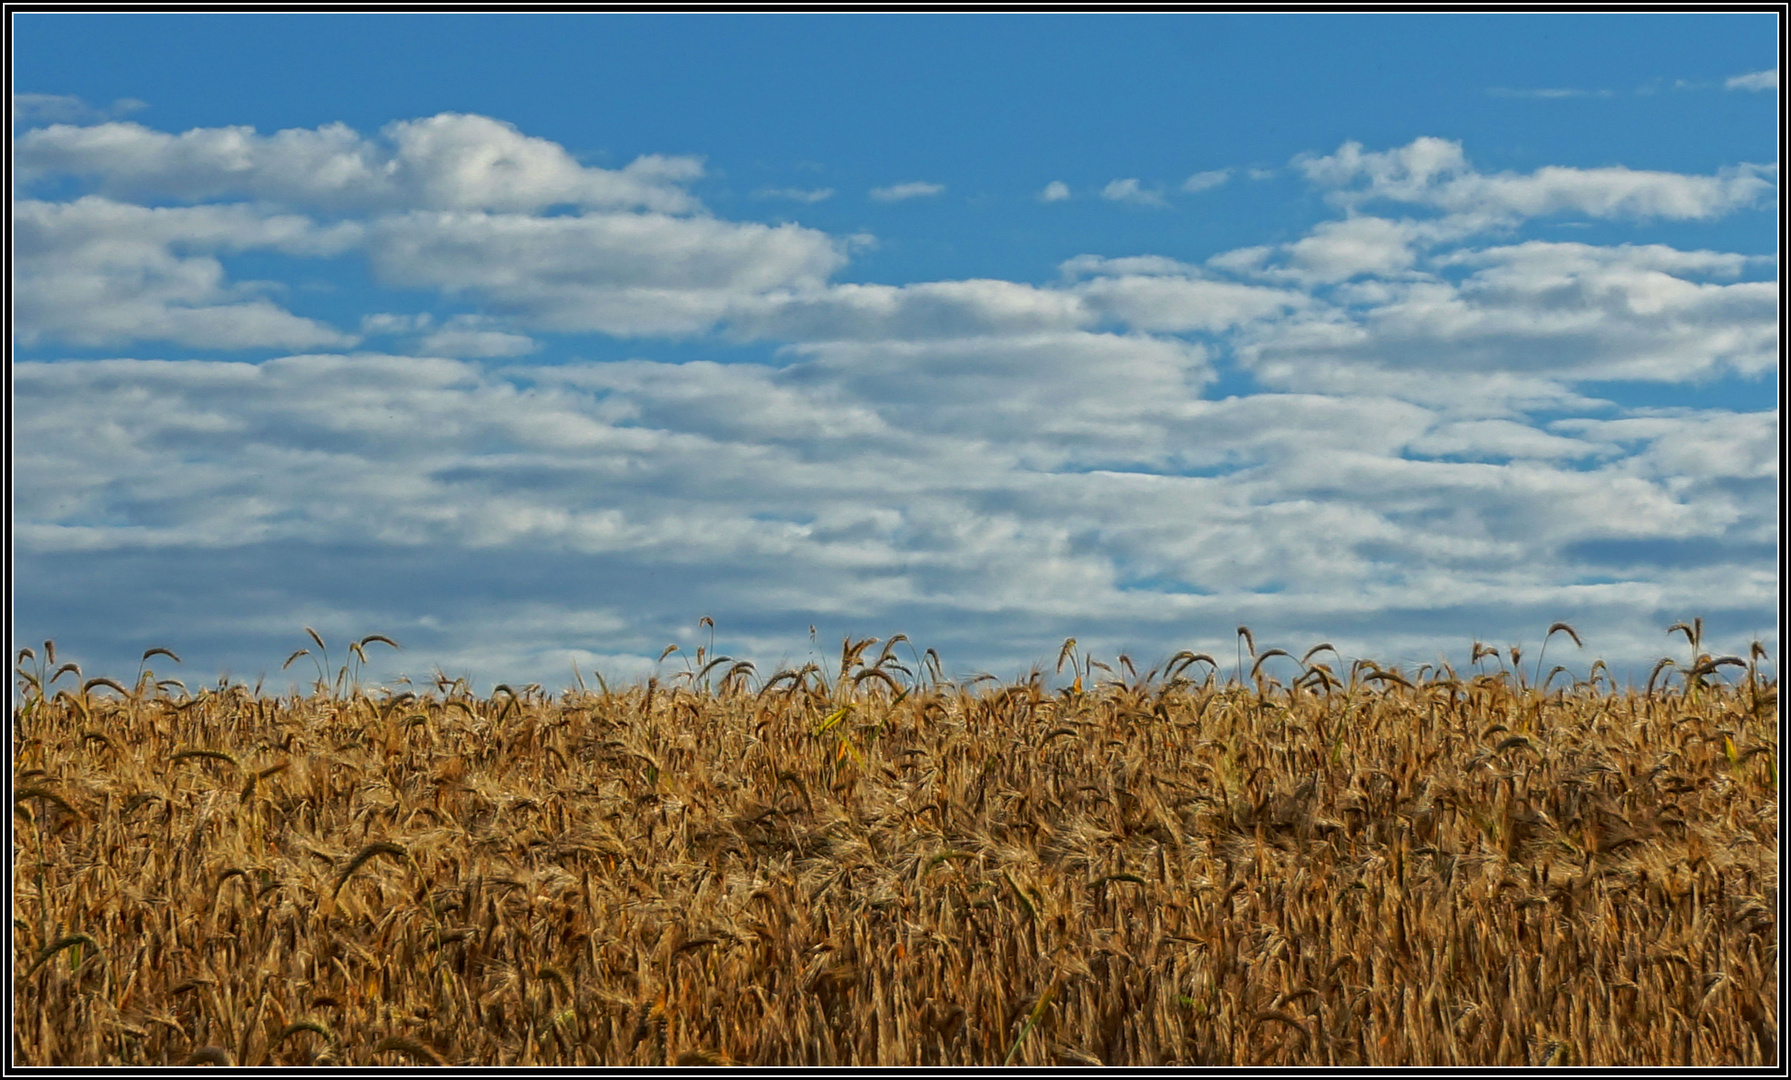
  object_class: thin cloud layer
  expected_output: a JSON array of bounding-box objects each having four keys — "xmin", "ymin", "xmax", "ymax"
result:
[
  {"xmin": 1181, "ymin": 169, "xmax": 1230, "ymax": 193},
  {"xmin": 11, "ymin": 92, "xmax": 147, "ymax": 126},
  {"xmin": 869, "ymin": 181, "xmax": 945, "ymax": 201},
  {"xmin": 1299, "ymin": 137, "xmax": 1775, "ymax": 222},
  {"xmin": 1726, "ymin": 69, "xmax": 1777, "ymax": 91},
  {"xmin": 756, "ymin": 186, "xmax": 834, "ymax": 202},
  {"xmin": 1232, "ymin": 238, "xmax": 1777, "ymax": 395},
  {"xmin": 12, "ymin": 117, "xmax": 1778, "ymax": 688}
]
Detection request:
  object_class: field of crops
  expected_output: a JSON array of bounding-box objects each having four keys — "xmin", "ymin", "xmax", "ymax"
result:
[{"xmin": 12, "ymin": 625, "xmax": 1778, "ymax": 1067}]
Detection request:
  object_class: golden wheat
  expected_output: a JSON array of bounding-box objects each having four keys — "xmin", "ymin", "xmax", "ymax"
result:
[{"xmin": 10, "ymin": 630, "xmax": 1778, "ymax": 1065}]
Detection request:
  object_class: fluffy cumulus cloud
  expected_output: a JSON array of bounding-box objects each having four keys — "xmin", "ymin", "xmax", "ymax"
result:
[
  {"xmin": 1283, "ymin": 216, "xmax": 1425, "ymax": 282},
  {"xmin": 14, "ymin": 112, "xmax": 705, "ymax": 213},
  {"xmin": 1100, "ymin": 178, "xmax": 1167, "ymax": 207},
  {"xmin": 13, "ymin": 196, "xmax": 362, "ymax": 349},
  {"xmin": 1186, "ymin": 139, "xmax": 1778, "ymax": 405},
  {"xmin": 16, "ymin": 112, "xmax": 855, "ymax": 341},
  {"xmin": 1060, "ymin": 256, "xmax": 1310, "ymax": 332},
  {"xmin": 11, "ymin": 118, "xmax": 1778, "ymax": 689},
  {"xmin": 367, "ymin": 209, "xmax": 846, "ymax": 336}
]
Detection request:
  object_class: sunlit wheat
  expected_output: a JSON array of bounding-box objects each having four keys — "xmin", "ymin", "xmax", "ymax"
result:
[{"xmin": 11, "ymin": 627, "xmax": 1777, "ymax": 1065}]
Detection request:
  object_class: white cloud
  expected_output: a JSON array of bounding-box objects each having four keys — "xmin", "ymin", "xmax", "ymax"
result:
[
  {"xmin": 1297, "ymin": 136, "xmax": 1471, "ymax": 195},
  {"xmin": 360, "ymin": 312, "xmax": 434, "ymax": 336},
  {"xmin": 1233, "ymin": 238, "xmax": 1778, "ymax": 399},
  {"xmin": 1405, "ymin": 418, "xmax": 1598, "ymax": 461},
  {"xmin": 1201, "ymin": 215, "xmax": 1488, "ymax": 289},
  {"xmin": 869, "ymin": 180, "xmax": 945, "ymax": 201},
  {"xmin": 367, "ymin": 209, "xmax": 847, "ymax": 336},
  {"xmin": 416, "ymin": 315, "xmax": 540, "ymax": 358},
  {"xmin": 1298, "ymin": 137, "xmax": 1775, "ymax": 222},
  {"xmin": 13, "ymin": 196, "xmax": 361, "ymax": 349},
  {"xmin": 1181, "ymin": 169, "xmax": 1230, "ymax": 193},
  {"xmin": 14, "ymin": 93, "xmax": 94, "ymax": 125},
  {"xmin": 1059, "ymin": 255, "xmax": 1198, "ymax": 279},
  {"xmin": 1463, "ymin": 163, "xmax": 1773, "ymax": 221},
  {"xmin": 12, "ymin": 93, "xmax": 147, "ymax": 127},
  {"xmin": 17, "ymin": 352, "xmax": 1772, "ymax": 689},
  {"xmin": 778, "ymin": 331, "xmax": 1214, "ymax": 464},
  {"xmin": 1554, "ymin": 410, "xmax": 1780, "ymax": 482},
  {"xmin": 1068, "ymin": 266, "xmax": 1309, "ymax": 333},
  {"xmin": 1205, "ymin": 245, "xmax": 1275, "ymax": 275},
  {"xmin": 1040, "ymin": 180, "xmax": 1070, "ymax": 202},
  {"xmin": 755, "ymin": 187, "xmax": 834, "ymax": 202},
  {"xmin": 387, "ymin": 114, "xmax": 702, "ymax": 213},
  {"xmin": 1100, "ymin": 178, "xmax": 1166, "ymax": 207},
  {"xmin": 15, "ymin": 113, "xmax": 706, "ymax": 214},
  {"xmin": 734, "ymin": 265, "xmax": 1303, "ymax": 346},
  {"xmin": 530, "ymin": 358, "xmax": 893, "ymax": 446},
  {"xmin": 735, "ymin": 279, "xmax": 1092, "ymax": 343},
  {"xmin": 1284, "ymin": 216, "xmax": 1423, "ymax": 283},
  {"xmin": 1726, "ymin": 69, "xmax": 1777, "ymax": 91},
  {"xmin": 15, "ymin": 114, "xmax": 855, "ymax": 347},
  {"xmin": 11, "ymin": 116, "xmax": 1778, "ymax": 689}
]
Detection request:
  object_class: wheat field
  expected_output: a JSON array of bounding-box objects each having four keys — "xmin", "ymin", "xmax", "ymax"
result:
[{"xmin": 11, "ymin": 624, "xmax": 1778, "ymax": 1066}]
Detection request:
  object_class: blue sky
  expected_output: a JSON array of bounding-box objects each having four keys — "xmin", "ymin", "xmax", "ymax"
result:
[{"xmin": 11, "ymin": 12, "xmax": 1781, "ymax": 693}]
